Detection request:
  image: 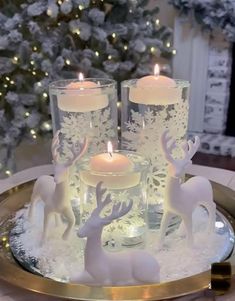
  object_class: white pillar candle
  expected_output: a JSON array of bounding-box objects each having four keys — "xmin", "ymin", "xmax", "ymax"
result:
[
  {"xmin": 130, "ymin": 64, "xmax": 181, "ymax": 105},
  {"xmin": 57, "ymin": 73, "xmax": 108, "ymax": 112},
  {"xmin": 80, "ymin": 142, "xmax": 141, "ymax": 189}
]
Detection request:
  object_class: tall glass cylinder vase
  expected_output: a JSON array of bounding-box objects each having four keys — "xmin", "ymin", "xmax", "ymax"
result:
[
  {"xmin": 49, "ymin": 78, "xmax": 118, "ymax": 154},
  {"xmin": 49, "ymin": 78, "xmax": 118, "ymax": 199},
  {"xmin": 121, "ymin": 79, "xmax": 190, "ymax": 229}
]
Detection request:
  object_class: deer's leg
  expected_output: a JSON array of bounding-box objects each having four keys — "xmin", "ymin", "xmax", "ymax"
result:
[
  {"xmin": 62, "ymin": 206, "xmax": 75, "ymax": 240},
  {"xmin": 207, "ymin": 202, "xmax": 216, "ymax": 233},
  {"xmin": 55, "ymin": 213, "xmax": 62, "ymax": 227},
  {"xmin": 159, "ymin": 211, "xmax": 174, "ymax": 247},
  {"xmin": 41, "ymin": 207, "xmax": 53, "ymax": 244},
  {"xmin": 182, "ymin": 214, "xmax": 193, "ymax": 247},
  {"xmin": 28, "ymin": 196, "xmax": 40, "ymax": 222}
]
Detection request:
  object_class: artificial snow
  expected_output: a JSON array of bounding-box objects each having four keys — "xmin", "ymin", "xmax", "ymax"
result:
[{"xmin": 10, "ymin": 200, "xmax": 233, "ymax": 284}]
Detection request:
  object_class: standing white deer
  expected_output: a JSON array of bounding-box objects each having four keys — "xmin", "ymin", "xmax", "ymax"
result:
[
  {"xmin": 159, "ymin": 130, "xmax": 216, "ymax": 247},
  {"xmin": 28, "ymin": 131, "xmax": 88, "ymax": 242},
  {"xmin": 72, "ymin": 181, "xmax": 160, "ymax": 286}
]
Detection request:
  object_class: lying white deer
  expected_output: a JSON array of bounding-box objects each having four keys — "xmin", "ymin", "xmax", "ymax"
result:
[
  {"xmin": 28, "ymin": 131, "xmax": 88, "ymax": 242},
  {"xmin": 159, "ymin": 130, "xmax": 216, "ymax": 247},
  {"xmin": 72, "ymin": 182, "xmax": 160, "ymax": 286}
]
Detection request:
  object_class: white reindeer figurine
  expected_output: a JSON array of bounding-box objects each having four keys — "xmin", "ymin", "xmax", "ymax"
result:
[
  {"xmin": 159, "ymin": 130, "xmax": 216, "ymax": 247},
  {"xmin": 72, "ymin": 182, "xmax": 160, "ymax": 286},
  {"xmin": 28, "ymin": 131, "xmax": 88, "ymax": 242}
]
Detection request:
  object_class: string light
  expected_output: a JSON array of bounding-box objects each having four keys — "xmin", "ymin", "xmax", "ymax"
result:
[
  {"xmin": 43, "ymin": 92, "xmax": 48, "ymax": 98},
  {"xmin": 146, "ymin": 21, "xmax": 150, "ymax": 26},
  {"xmin": 45, "ymin": 72, "xmax": 49, "ymax": 76},
  {"xmin": 30, "ymin": 129, "xmax": 36, "ymax": 135},
  {"xmin": 58, "ymin": 22, "xmax": 61, "ymax": 26},
  {"xmin": 0, "ymin": 92, "xmax": 2, "ymax": 96},
  {"xmin": 5, "ymin": 243, "xmax": 9, "ymax": 248},
  {"xmin": 58, "ymin": 0, "xmax": 62, "ymax": 4},
  {"xmin": 47, "ymin": 8, "xmax": 52, "ymax": 16},
  {"xmin": 25, "ymin": 112, "xmax": 30, "ymax": 117},
  {"xmin": 117, "ymin": 126, "xmax": 121, "ymax": 131},
  {"xmin": 5, "ymin": 76, "xmax": 10, "ymax": 81},
  {"xmin": 5, "ymin": 170, "xmax": 11, "ymax": 176},
  {"xmin": 33, "ymin": 46, "xmax": 38, "ymax": 51},
  {"xmin": 124, "ymin": 45, "xmax": 128, "ymax": 50},
  {"xmin": 75, "ymin": 29, "xmax": 80, "ymax": 35},
  {"xmin": 32, "ymin": 135, "xmax": 37, "ymax": 139},
  {"xmin": 150, "ymin": 47, "xmax": 156, "ymax": 53},
  {"xmin": 95, "ymin": 51, "xmax": 99, "ymax": 57},
  {"xmin": 10, "ymin": 80, "xmax": 15, "ymax": 84},
  {"xmin": 37, "ymin": 82, "xmax": 42, "ymax": 87},
  {"xmin": 2, "ymin": 237, "xmax": 7, "ymax": 242},
  {"xmin": 117, "ymin": 102, "xmax": 121, "ymax": 108},
  {"xmin": 112, "ymin": 33, "xmax": 116, "ymax": 38},
  {"xmin": 172, "ymin": 49, "xmax": 177, "ymax": 55},
  {"xmin": 108, "ymin": 55, "xmax": 112, "ymax": 60},
  {"xmin": 155, "ymin": 19, "xmax": 160, "ymax": 25},
  {"xmin": 30, "ymin": 60, "xmax": 35, "ymax": 65},
  {"xmin": 13, "ymin": 56, "xmax": 18, "ymax": 63},
  {"xmin": 41, "ymin": 121, "xmax": 51, "ymax": 131},
  {"xmin": 79, "ymin": 5, "xmax": 84, "ymax": 10},
  {"xmin": 75, "ymin": 15, "xmax": 79, "ymax": 18},
  {"xmin": 65, "ymin": 59, "xmax": 71, "ymax": 65},
  {"xmin": 32, "ymin": 71, "xmax": 36, "ymax": 75},
  {"xmin": 4, "ymin": 84, "xmax": 8, "ymax": 88},
  {"xmin": 129, "ymin": 9, "xmax": 132, "ymax": 13}
]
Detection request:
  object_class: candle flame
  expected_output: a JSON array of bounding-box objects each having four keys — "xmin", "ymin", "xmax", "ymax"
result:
[
  {"xmin": 154, "ymin": 64, "xmax": 160, "ymax": 77},
  {"xmin": 107, "ymin": 141, "xmax": 113, "ymax": 157},
  {"xmin": 78, "ymin": 72, "xmax": 84, "ymax": 81}
]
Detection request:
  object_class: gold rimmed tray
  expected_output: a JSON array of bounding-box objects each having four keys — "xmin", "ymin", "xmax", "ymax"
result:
[{"xmin": 0, "ymin": 180, "xmax": 235, "ymax": 300}]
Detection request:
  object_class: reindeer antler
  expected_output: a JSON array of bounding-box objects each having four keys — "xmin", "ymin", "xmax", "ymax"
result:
[
  {"xmin": 161, "ymin": 130, "xmax": 177, "ymax": 164},
  {"xmin": 93, "ymin": 182, "xmax": 133, "ymax": 224},
  {"xmin": 182, "ymin": 136, "xmax": 200, "ymax": 161},
  {"xmin": 65, "ymin": 137, "xmax": 88, "ymax": 167},
  {"xmin": 95, "ymin": 182, "xmax": 112, "ymax": 212},
  {"xmin": 51, "ymin": 131, "xmax": 60, "ymax": 164}
]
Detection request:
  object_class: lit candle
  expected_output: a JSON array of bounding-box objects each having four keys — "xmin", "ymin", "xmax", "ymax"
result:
[
  {"xmin": 80, "ymin": 142, "xmax": 141, "ymax": 189},
  {"xmin": 57, "ymin": 73, "xmax": 108, "ymax": 112},
  {"xmin": 129, "ymin": 64, "xmax": 181, "ymax": 105},
  {"xmin": 90, "ymin": 141, "xmax": 133, "ymax": 173}
]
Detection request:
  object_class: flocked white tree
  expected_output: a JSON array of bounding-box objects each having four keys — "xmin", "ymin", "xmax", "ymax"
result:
[{"xmin": 0, "ymin": 0, "xmax": 174, "ymax": 175}]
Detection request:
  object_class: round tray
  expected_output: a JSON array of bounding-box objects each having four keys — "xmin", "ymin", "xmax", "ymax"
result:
[{"xmin": 0, "ymin": 179, "xmax": 235, "ymax": 300}]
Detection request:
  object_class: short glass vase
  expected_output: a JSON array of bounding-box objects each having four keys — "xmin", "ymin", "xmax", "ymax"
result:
[{"xmin": 78, "ymin": 150, "xmax": 149, "ymax": 251}]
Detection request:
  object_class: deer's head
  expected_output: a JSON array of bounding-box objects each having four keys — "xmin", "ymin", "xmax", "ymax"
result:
[
  {"xmin": 161, "ymin": 130, "xmax": 200, "ymax": 178},
  {"xmin": 52, "ymin": 131, "xmax": 88, "ymax": 184},
  {"xmin": 78, "ymin": 182, "xmax": 133, "ymax": 238}
]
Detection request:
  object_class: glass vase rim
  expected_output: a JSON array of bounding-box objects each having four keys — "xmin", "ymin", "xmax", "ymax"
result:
[
  {"xmin": 78, "ymin": 149, "xmax": 150, "ymax": 175},
  {"xmin": 121, "ymin": 78, "xmax": 190, "ymax": 88},
  {"xmin": 49, "ymin": 78, "xmax": 116, "ymax": 90}
]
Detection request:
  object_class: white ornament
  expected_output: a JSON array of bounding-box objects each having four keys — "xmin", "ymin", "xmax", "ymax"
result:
[
  {"xmin": 72, "ymin": 182, "xmax": 160, "ymax": 286},
  {"xmin": 28, "ymin": 131, "xmax": 88, "ymax": 243},
  {"xmin": 159, "ymin": 130, "xmax": 216, "ymax": 247}
]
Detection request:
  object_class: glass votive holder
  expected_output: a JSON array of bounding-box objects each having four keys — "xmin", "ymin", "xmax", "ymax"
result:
[
  {"xmin": 49, "ymin": 78, "xmax": 118, "ymax": 155},
  {"xmin": 121, "ymin": 79, "xmax": 190, "ymax": 229},
  {"xmin": 78, "ymin": 151, "xmax": 149, "ymax": 251}
]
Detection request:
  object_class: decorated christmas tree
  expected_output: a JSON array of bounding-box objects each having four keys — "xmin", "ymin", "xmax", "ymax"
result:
[{"xmin": 0, "ymin": 0, "xmax": 174, "ymax": 175}]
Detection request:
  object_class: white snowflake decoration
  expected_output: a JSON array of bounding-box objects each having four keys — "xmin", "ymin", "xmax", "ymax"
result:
[
  {"xmin": 122, "ymin": 101, "xmax": 189, "ymax": 204},
  {"xmin": 60, "ymin": 107, "xmax": 116, "ymax": 155}
]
